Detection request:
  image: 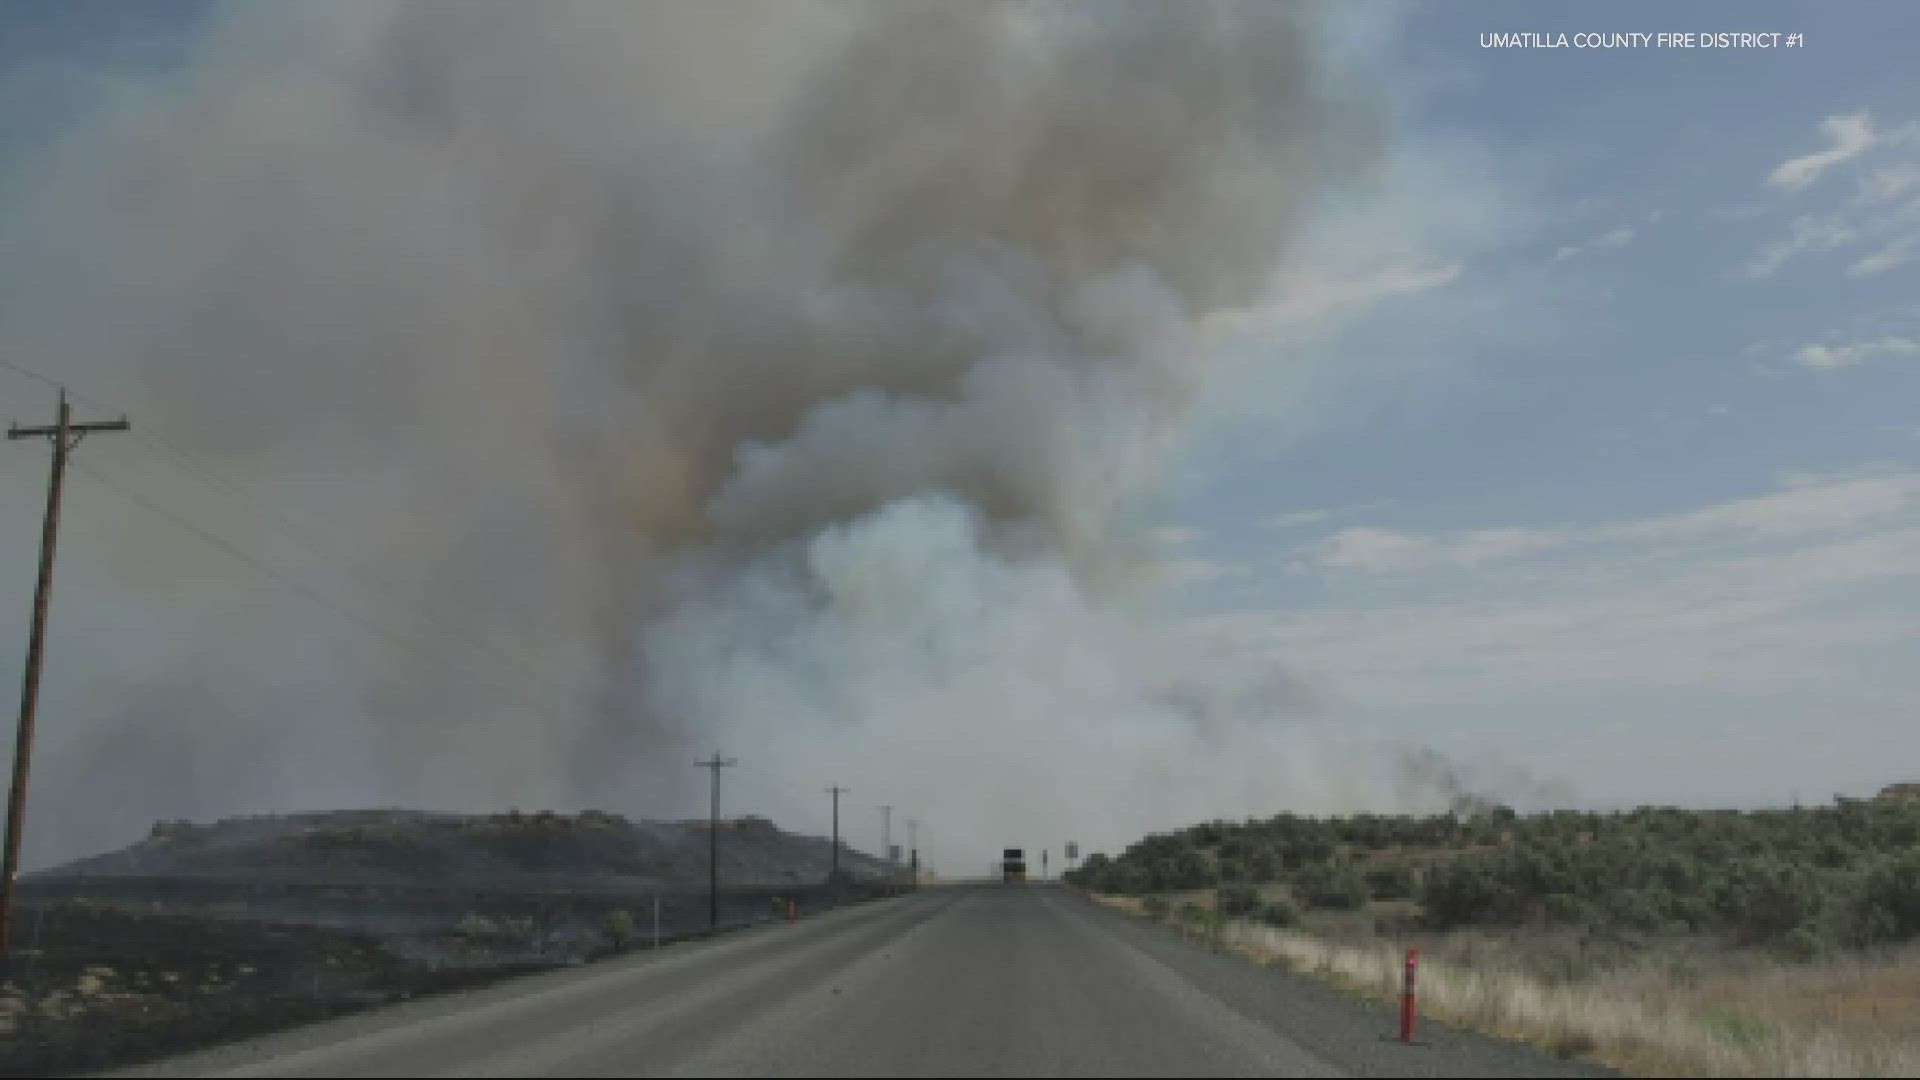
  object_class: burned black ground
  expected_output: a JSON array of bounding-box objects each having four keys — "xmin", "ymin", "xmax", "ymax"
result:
[{"xmin": 1, "ymin": 809, "xmax": 907, "ymax": 1076}]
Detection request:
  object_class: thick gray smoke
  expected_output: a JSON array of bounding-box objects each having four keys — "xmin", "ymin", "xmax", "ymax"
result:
[{"xmin": 0, "ymin": 2, "xmax": 1400, "ymax": 869}]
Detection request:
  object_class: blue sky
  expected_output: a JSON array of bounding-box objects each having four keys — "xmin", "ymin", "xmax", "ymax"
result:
[
  {"xmin": 1159, "ymin": 3, "xmax": 1920, "ymax": 806},
  {"xmin": 0, "ymin": 2, "xmax": 1916, "ymax": 853}
]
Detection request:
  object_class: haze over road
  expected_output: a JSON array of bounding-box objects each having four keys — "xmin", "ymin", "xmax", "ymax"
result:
[{"xmin": 105, "ymin": 887, "xmax": 1609, "ymax": 1078}]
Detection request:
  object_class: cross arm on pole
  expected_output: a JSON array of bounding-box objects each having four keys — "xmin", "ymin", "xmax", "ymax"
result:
[{"xmin": 9, "ymin": 418, "xmax": 130, "ymax": 439}]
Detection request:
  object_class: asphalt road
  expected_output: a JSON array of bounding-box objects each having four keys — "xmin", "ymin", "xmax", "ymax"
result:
[{"xmin": 104, "ymin": 886, "xmax": 1612, "ymax": 1078}]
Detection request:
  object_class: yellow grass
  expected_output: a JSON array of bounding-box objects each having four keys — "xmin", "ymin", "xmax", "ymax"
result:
[{"xmin": 1089, "ymin": 893, "xmax": 1920, "ymax": 1077}]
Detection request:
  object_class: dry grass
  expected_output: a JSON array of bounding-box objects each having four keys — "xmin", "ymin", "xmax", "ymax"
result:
[
  {"xmin": 1090, "ymin": 893, "xmax": 1920, "ymax": 1077},
  {"xmin": 1096, "ymin": 894, "xmax": 1148, "ymax": 917}
]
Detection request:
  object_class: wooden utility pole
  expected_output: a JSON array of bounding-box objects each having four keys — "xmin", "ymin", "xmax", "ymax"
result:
[
  {"xmin": 2, "ymin": 390, "xmax": 129, "ymax": 962},
  {"xmin": 696, "ymin": 753, "xmax": 736, "ymax": 931},
  {"xmin": 907, "ymin": 818, "xmax": 920, "ymax": 885},
  {"xmin": 826, "ymin": 786, "xmax": 849, "ymax": 887}
]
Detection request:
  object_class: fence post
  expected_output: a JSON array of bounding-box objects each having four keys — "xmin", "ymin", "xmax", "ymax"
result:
[{"xmin": 652, "ymin": 896, "xmax": 661, "ymax": 949}]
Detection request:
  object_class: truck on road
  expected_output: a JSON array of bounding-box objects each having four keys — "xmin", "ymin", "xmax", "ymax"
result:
[{"xmin": 1001, "ymin": 848, "xmax": 1027, "ymax": 883}]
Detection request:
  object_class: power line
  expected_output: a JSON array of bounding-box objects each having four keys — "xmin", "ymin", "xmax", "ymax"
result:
[
  {"xmin": 66, "ymin": 458, "xmax": 571, "ymax": 719},
  {"xmin": 0, "ymin": 360, "xmax": 62, "ymax": 396},
  {"xmin": 116, "ymin": 434, "xmax": 583, "ymax": 705},
  {"xmin": 1, "ymin": 359, "xmax": 571, "ymax": 699},
  {"xmin": 0, "ymin": 357, "xmax": 583, "ymax": 713}
]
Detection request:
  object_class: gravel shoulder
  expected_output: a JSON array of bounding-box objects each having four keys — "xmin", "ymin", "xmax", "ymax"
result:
[{"xmin": 1060, "ymin": 889, "xmax": 1617, "ymax": 1078}]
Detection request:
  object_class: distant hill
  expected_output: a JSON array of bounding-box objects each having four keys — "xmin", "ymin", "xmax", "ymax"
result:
[{"xmin": 38, "ymin": 809, "xmax": 896, "ymax": 888}]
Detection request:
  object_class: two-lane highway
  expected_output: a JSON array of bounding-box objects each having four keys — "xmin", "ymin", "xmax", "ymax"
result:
[{"xmin": 105, "ymin": 886, "xmax": 1612, "ymax": 1078}]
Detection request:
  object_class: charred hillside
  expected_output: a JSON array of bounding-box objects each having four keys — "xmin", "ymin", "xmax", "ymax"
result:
[{"xmin": 37, "ymin": 809, "xmax": 893, "ymax": 888}]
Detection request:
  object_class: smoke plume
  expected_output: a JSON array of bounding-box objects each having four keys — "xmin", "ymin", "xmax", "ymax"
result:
[{"xmin": 0, "ymin": 2, "xmax": 1396, "ymax": 868}]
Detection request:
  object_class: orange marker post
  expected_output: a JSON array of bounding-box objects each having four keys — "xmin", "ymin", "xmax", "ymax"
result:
[{"xmin": 1400, "ymin": 947, "xmax": 1418, "ymax": 1043}]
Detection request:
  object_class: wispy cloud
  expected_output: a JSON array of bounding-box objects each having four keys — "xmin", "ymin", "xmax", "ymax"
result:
[
  {"xmin": 1767, "ymin": 113, "xmax": 1876, "ymax": 192},
  {"xmin": 1204, "ymin": 471, "xmax": 1920, "ymax": 712},
  {"xmin": 1552, "ymin": 226, "xmax": 1634, "ymax": 262},
  {"xmin": 1160, "ymin": 557, "xmax": 1240, "ymax": 590},
  {"xmin": 1744, "ymin": 115, "xmax": 1920, "ymax": 279},
  {"xmin": 1795, "ymin": 335, "xmax": 1918, "ymax": 371},
  {"xmin": 1299, "ymin": 471, "xmax": 1920, "ymax": 575},
  {"xmin": 1201, "ymin": 263, "xmax": 1463, "ymax": 340},
  {"xmin": 1864, "ymin": 164, "xmax": 1920, "ymax": 202},
  {"xmin": 1607, "ymin": 471, "xmax": 1920, "ymax": 543},
  {"xmin": 1742, "ymin": 211, "xmax": 1855, "ymax": 278},
  {"xmin": 1149, "ymin": 525, "xmax": 1242, "ymax": 592},
  {"xmin": 1849, "ymin": 233, "xmax": 1920, "ymax": 277},
  {"xmin": 1266, "ymin": 508, "xmax": 1334, "ymax": 530},
  {"xmin": 1306, "ymin": 524, "xmax": 1568, "ymax": 574}
]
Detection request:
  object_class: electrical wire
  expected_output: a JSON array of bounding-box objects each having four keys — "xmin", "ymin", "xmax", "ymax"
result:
[
  {"xmin": 1, "ymin": 356, "xmax": 583, "ymax": 709},
  {"xmin": 66, "ymin": 457, "xmax": 571, "ymax": 719}
]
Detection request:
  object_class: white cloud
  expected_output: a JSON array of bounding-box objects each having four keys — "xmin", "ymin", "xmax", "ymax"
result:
[
  {"xmin": 1266, "ymin": 508, "xmax": 1334, "ymax": 530},
  {"xmin": 1849, "ymin": 234, "xmax": 1920, "ymax": 277},
  {"xmin": 1607, "ymin": 471, "xmax": 1919, "ymax": 543},
  {"xmin": 1308, "ymin": 524, "xmax": 1567, "ymax": 574},
  {"xmin": 1796, "ymin": 335, "xmax": 1918, "ymax": 371},
  {"xmin": 1303, "ymin": 472, "xmax": 1920, "ymax": 576},
  {"xmin": 1181, "ymin": 131, "xmax": 1569, "ymax": 459},
  {"xmin": 1151, "ymin": 525, "xmax": 1202, "ymax": 548},
  {"xmin": 1312, "ymin": 526, "xmax": 1439, "ymax": 573},
  {"xmin": 1448, "ymin": 527, "xmax": 1571, "ymax": 563},
  {"xmin": 1744, "ymin": 119, "xmax": 1920, "ymax": 280},
  {"xmin": 1159, "ymin": 557, "xmax": 1239, "ymax": 590},
  {"xmin": 1742, "ymin": 211, "xmax": 1855, "ymax": 278},
  {"xmin": 1865, "ymin": 164, "xmax": 1920, "ymax": 203},
  {"xmin": 1767, "ymin": 112, "xmax": 1877, "ymax": 192},
  {"xmin": 1552, "ymin": 226, "xmax": 1634, "ymax": 262},
  {"xmin": 1202, "ymin": 263, "xmax": 1462, "ymax": 340},
  {"xmin": 1193, "ymin": 471, "xmax": 1920, "ymax": 748}
]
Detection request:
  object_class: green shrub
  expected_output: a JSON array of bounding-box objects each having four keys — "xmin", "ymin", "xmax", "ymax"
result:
[
  {"xmin": 1258, "ymin": 898, "xmax": 1301, "ymax": 928},
  {"xmin": 1721, "ymin": 860, "xmax": 1823, "ymax": 934},
  {"xmin": 1216, "ymin": 884, "xmax": 1262, "ymax": 917},
  {"xmin": 1606, "ymin": 889, "xmax": 1671, "ymax": 931},
  {"xmin": 1364, "ymin": 863, "xmax": 1416, "ymax": 900},
  {"xmin": 1777, "ymin": 925, "xmax": 1825, "ymax": 961},
  {"xmin": 1294, "ymin": 865, "xmax": 1368, "ymax": 910},
  {"xmin": 1090, "ymin": 799, "xmax": 1920, "ymax": 947},
  {"xmin": 1143, "ymin": 895, "xmax": 1171, "ymax": 921},
  {"xmin": 1178, "ymin": 902, "xmax": 1221, "ymax": 930},
  {"xmin": 1542, "ymin": 892, "xmax": 1596, "ymax": 926},
  {"xmin": 1850, "ymin": 851, "xmax": 1920, "ymax": 942}
]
